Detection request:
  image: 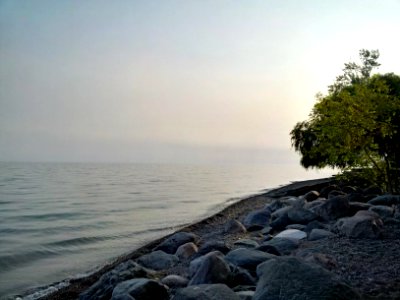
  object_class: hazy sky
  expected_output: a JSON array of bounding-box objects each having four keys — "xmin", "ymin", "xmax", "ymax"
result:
[{"xmin": 1, "ymin": 0, "xmax": 400, "ymax": 163}]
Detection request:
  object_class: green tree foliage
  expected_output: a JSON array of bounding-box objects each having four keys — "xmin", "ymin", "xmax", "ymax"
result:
[{"xmin": 290, "ymin": 50, "xmax": 400, "ymax": 193}]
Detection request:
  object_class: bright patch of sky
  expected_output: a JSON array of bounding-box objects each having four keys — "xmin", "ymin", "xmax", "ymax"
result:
[{"xmin": 1, "ymin": 0, "xmax": 400, "ymax": 163}]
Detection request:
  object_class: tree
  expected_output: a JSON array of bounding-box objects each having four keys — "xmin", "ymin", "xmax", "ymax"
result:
[{"xmin": 290, "ymin": 50, "xmax": 400, "ymax": 193}]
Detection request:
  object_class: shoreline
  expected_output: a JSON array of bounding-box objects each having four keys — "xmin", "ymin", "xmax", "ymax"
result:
[{"xmin": 27, "ymin": 177, "xmax": 334, "ymax": 300}]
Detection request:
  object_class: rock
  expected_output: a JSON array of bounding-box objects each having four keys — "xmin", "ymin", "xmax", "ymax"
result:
[
  {"xmin": 175, "ymin": 242, "xmax": 198, "ymax": 260},
  {"xmin": 304, "ymin": 220, "xmax": 328, "ymax": 234},
  {"xmin": 260, "ymin": 226, "xmax": 272, "ymax": 235},
  {"xmin": 111, "ymin": 278, "xmax": 169, "ymax": 300},
  {"xmin": 394, "ymin": 204, "xmax": 400, "ymax": 220},
  {"xmin": 305, "ymin": 198, "xmax": 326, "ymax": 210},
  {"xmin": 269, "ymin": 213, "xmax": 291, "ymax": 231},
  {"xmin": 287, "ymin": 207, "xmax": 318, "ymax": 224},
  {"xmin": 328, "ymin": 190, "xmax": 346, "ymax": 198},
  {"xmin": 242, "ymin": 209, "xmax": 271, "ymax": 229},
  {"xmin": 196, "ymin": 240, "xmax": 230, "ymax": 257},
  {"xmin": 342, "ymin": 186, "xmax": 358, "ymax": 194},
  {"xmin": 154, "ymin": 232, "xmax": 199, "ymax": 254},
  {"xmin": 189, "ymin": 251, "xmax": 231, "ymax": 285},
  {"xmin": 79, "ymin": 261, "xmax": 151, "ymax": 300},
  {"xmin": 172, "ymin": 284, "xmax": 240, "ymax": 300},
  {"xmin": 369, "ymin": 205, "xmax": 394, "ymax": 220},
  {"xmin": 335, "ymin": 210, "xmax": 383, "ymax": 239},
  {"xmin": 303, "ymin": 190, "xmax": 320, "ymax": 201},
  {"xmin": 314, "ymin": 195, "xmax": 350, "ymax": 221},
  {"xmin": 236, "ymin": 290, "xmax": 254, "ymax": 300},
  {"xmin": 233, "ymin": 239, "xmax": 259, "ymax": 249},
  {"xmin": 271, "ymin": 206, "xmax": 292, "ymax": 220},
  {"xmin": 347, "ymin": 192, "xmax": 367, "ymax": 203},
  {"xmin": 254, "ymin": 257, "xmax": 361, "ymax": 300},
  {"xmin": 161, "ymin": 275, "xmax": 189, "ymax": 289},
  {"xmin": 363, "ymin": 185, "xmax": 383, "ymax": 195},
  {"xmin": 319, "ymin": 184, "xmax": 340, "ymax": 198},
  {"xmin": 348, "ymin": 202, "xmax": 372, "ymax": 215},
  {"xmin": 264, "ymin": 199, "xmax": 285, "ymax": 213},
  {"xmin": 368, "ymin": 195, "xmax": 400, "ymax": 206},
  {"xmin": 225, "ymin": 248, "xmax": 275, "ymax": 272},
  {"xmin": 228, "ymin": 265, "xmax": 256, "ymax": 287},
  {"xmin": 224, "ymin": 220, "xmax": 247, "ymax": 234},
  {"xmin": 254, "ymin": 243, "xmax": 281, "ymax": 256},
  {"xmin": 275, "ymin": 229, "xmax": 307, "ymax": 240},
  {"xmin": 286, "ymin": 224, "xmax": 307, "ymax": 231},
  {"xmin": 308, "ymin": 228, "xmax": 334, "ymax": 241},
  {"xmin": 137, "ymin": 250, "xmax": 178, "ymax": 271},
  {"xmin": 295, "ymin": 249, "xmax": 338, "ymax": 270},
  {"xmin": 257, "ymin": 237, "xmax": 299, "ymax": 255}
]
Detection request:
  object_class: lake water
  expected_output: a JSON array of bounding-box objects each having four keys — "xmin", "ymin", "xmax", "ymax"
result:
[{"xmin": 0, "ymin": 162, "xmax": 334, "ymax": 299}]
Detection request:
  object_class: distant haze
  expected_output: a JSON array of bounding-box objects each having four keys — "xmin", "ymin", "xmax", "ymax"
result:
[{"xmin": 1, "ymin": 0, "xmax": 400, "ymax": 163}]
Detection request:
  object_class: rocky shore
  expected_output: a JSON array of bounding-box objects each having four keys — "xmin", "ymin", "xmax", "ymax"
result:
[{"xmin": 38, "ymin": 177, "xmax": 400, "ymax": 300}]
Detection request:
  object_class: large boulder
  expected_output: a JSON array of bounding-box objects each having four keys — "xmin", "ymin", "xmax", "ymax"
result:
[
  {"xmin": 175, "ymin": 242, "xmax": 198, "ymax": 260},
  {"xmin": 225, "ymin": 248, "xmax": 275, "ymax": 273},
  {"xmin": 335, "ymin": 210, "xmax": 383, "ymax": 239},
  {"xmin": 79, "ymin": 261, "xmax": 151, "ymax": 300},
  {"xmin": 287, "ymin": 207, "xmax": 318, "ymax": 224},
  {"xmin": 195, "ymin": 240, "xmax": 230, "ymax": 257},
  {"xmin": 242, "ymin": 209, "xmax": 271, "ymax": 230},
  {"xmin": 161, "ymin": 275, "xmax": 189, "ymax": 289},
  {"xmin": 137, "ymin": 250, "xmax": 178, "ymax": 271},
  {"xmin": 224, "ymin": 219, "xmax": 247, "ymax": 234},
  {"xmin": 254, "ymin": 257, "xmax": 361, "ymax": 300},
  {"xmin": 369, "ymin": 205, "xmax": 394, "ymax": 220},
  {"xmin": 172, "ymin": 284, "xmax": 240, "ymax": 300},
  {"xmin": 189, "ymin": 251, "xmax": 231, "ymax": 285},
  {"xmin": 111, "ymin": 278, "xmax": 169, "ymax": 300},
  {"xmin": 154, "ymin": 232, "xmax": 199, "ymax": 254},
  {"xmin": 257, "ymin": 237, "xmax": 299, "ymax": 255},
  {"xmin": 368, "ymin": 195, "xmax": 400, "ymax": 206},
  {"xmin": 314, "ymin": 195, "xmax": 350, "ymax": 221}
]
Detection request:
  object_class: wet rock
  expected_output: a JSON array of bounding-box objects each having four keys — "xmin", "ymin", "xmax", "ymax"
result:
[
  {"xmin": 369, "ymin": 205, "xmax": 394, "ymax": 220},
  {"xmin": 314, "ymin": 195, "xmax": 350, "ymax": 221},
  {"xmin": 111, "ymin": 278, "xmax": 168, "ymax": 300},
  {"xmin": 154, "ymin": 232, "xmax": 199, "ymax": 254},
  {"xmin": 308, "ymin": 228, "xmax": 334, "ymax": 241},
  {"xmin": 79, "ymin": 260, "xmax": 151, "ymax": 300},
  {"xmin": 175, "ymin": 242, "xmax": 198, "ymax": 260},
  {"xmin": 254, "ymin": 257, "xmax": 361, "ymax": 300},
  {"xmin": 172, "ymin": 284, "xmax": 240, "ymax": 300},
  {"xmin": 368, "ymin": 195, "xmax": 400, "ymax": 206},
  {"xmin": 287, "ymin": 207, "xmax": 318, "ymax": 224},
  {"xmin": 161, "ymin": 275, "xmax": 189, "ymax": 289},
  {"xmin": 304, "ymin": 190, "xmax": 320, "ymax": 202},
  {"xmin": 225, "ymin": 248, "xmax": 275, "ymax": 272},
  {"xmin": 196, "ymin": 240, "xmax": 230, "ymax": 257},
  {"xmin": 233, "ymin": 239, "xmax": 259, "ymax": 249},
  {"xmin": 335, "ymin": 210, "xmax": 383, "ymax": 239},
  {"xmin": 224, "ymin": 219, "xmax": 247, "ymax": 234},
  {"xmin": 258, "ymin": 237, "xmax": 299, "ymax": 255},
  {"xmin": 137, "ymin": 250, "xmax": 178, "ymax": 271},
  {"xmin": 275, "ymin": 229, "xmax": 307, "ymax": 241},
  {"xmin": 243, "ymin": 209, "xmax": 271, "ymax": 229},
  {"xmin": 189, "ymin": 251, "xmax": 231, "ymax": 285}
]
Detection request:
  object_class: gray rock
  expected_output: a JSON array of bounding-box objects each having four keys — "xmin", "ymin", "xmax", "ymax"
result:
[
  {"xmin": 225, "ymin": 248, "xmax": 275, "ymax": 272},
  {"xmin": 287, "ymin": 207, "xmax": 318, "ymax": 224},
  {"xmin": 395, "ymin": 204, "xmax": 400, "ymax": 220},
  {"xmin": 304, "ymin": 190, "xmax": 320, "ymax": 201},
  {"xmin": 295, "ymin": 249, "xmax": 338, "ymax": 270},
  {"xmin": 154, "ymin": 232, "xmax": 199, "ymax": 254},
  {"xmin": 111, "ymin": 278, "xmax": 168, "ymax": 300},
  {"xmin": 258, "ymin": 237, "xmax": 299, "ymax": 255},
  {"xmin": 319, "ymin": 184, "xmax": 340, "ymax": 198},
  {"xmin": 305, "ymin": 198, "xmax": 326, "ymax": 210},
  {"xmin": 348, "ymin": 202, "xmax": 372, "ymax": 215},
  {"xmin": 335, "ymin": 210, "xmax": 383, "ymax": 239},
  {"xmin": 189, "ymin": 251, "xmax": 231, "ymax": 285},
  {"xmin": 228, "ymin": 265, "xmax": 256, "ymax": 287},
  {"xmin": 304, "ymin": 220, "xmax": 329, "ymax": 234},
  {"xmin": 161, "ymin": 275, "xmax": 189, "ymax": 289},
  {"xmin": 286, "ymin": 224, "xmax": 307, "ymax": 231},
  {"xmin": 243, "ymin": 209, "xmax": 271, "ymax": 229},
  {"xmin": 175, "ymin": 242, "xmax": 198, "ymax": 260},
  {"xmin": 275, "ymin": 229, "xmax": 307, "ymax": 240},
  {"xmin": 79, "ymin": 261, "xmax": 151, "ymax": 300},
  {"xmin": 369, "ymin": 205, "xmax": 394, "ymax": 220},
  {"xmin": 254, "ymin": 257, "xmax": 361, "ymax": 300},
  {"xmin": 264, "ymin": 199, "xmax": 285, "ymax": 213},
  {"xmin": 224, "ymin": 219, "xmax": 247, "ymax": 234},
  {"xmin": 270, "ymin": 213, "xmax": 291, "ymax": 231},
  {"xmin": 314, "ymin": 195, "xmax": 350, "ymax": 221},
  {"xmin": 363, "ymin": 186, "xmax": 383, "ymax": 195},
  {"xmin": 271, "ymin": 206, "xmax": 292, "ymax": 220},
  {"xmin": 196, "ymin": 240, "xmax": 230, "ymax": 257},
  {"xmin": 308, "ymin": 228, "xmax": 334, "ymax": 241},
  {"xmin": 368, "ymin": 195, "xmax": 400, "ymax": 206},
  {"xmin": 236, "ymin": 290, "xmax": 254, "ymax": 300},
  {"xmin": 137, "ymin": 250, "xmax": 178, "ymax": 271},
  {"xmin": 172, "ymin": 284, "xmax": 240, "ymax": 300},
  {"xmin": 233, "ymin": 239, "xmax": 259, "ymax": 249}
]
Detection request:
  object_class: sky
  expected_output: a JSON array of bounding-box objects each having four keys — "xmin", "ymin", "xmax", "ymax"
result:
[{"xmin": 1, "ymin": 0, "xmax": 400, "ymax": 164}]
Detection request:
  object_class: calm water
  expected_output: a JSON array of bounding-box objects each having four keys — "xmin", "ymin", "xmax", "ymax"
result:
[{"xmin": 0, "ymin": 162, "xmax": 334, "ymax": 298}]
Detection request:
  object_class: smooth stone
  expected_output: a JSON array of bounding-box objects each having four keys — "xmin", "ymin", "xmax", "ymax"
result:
[
  {"xmin": 258, "ymin": 237, "xmax": 299, "ymax": 255},
  {"xmin": 172, "ymin": 284, "xmax": 240, "ymax": 300},
  {"xmin": 304, "ymin": 220, "xmax": 328, "ymax": 234},
  {"xmin": 303, "ymin": 190, "xmax": 320, "ymax": 202},
  {"xmin": 308, "ymin": 228, "xmax": 334, "ymax": 241},
  {"xmin": 189, "ymin": 251, "xmax": 231, "ymax": 285},
  {"xmin": 270, "ymin": 213, "xmax": 291, "ymax": 231},
  {"xmin": 264, "ymin": 199, "xmax": 285, "ymax": 213},
  {"xmin": 224, "ymin": 219, "xmax": 247, "ymax": 234},
  {"xmin": 275, "ymin": 229, "xmax": 307, "ymax": 241},
  {"xmin": 175, "ymin": 242, "xmax": 198, "ymax": 260},
  {"xmin": 236, "ymin": 290, "xmax": 255, "ymax": 300},
  {"xmin": 233, "ymin": 239, "xmax": 259, "ymax": 249},
  {"xmin": 271, "ymin": 206, "xmax": 291, "ymax": 220},
  {"xmin": 196, "ymin": 241, "xmax": 230, "ymax": 257},
  {"xmin": 335, "ymin": 210, "xmax": 383, "ymax": 239},
  {"xmin": 111, "ymin": 278, "xmax": 168, "ymax": 300},
  {"xmin": 243, "ymin": 209, "xmax": 271, "ymax": 229},
  {"xmin": 79, "ymin": 261, "xmax": 151, "ymax": 300},
  {"xmin": 254, "ymin": 257, "xmax": 361, "ymax": 300},
  {"xmin": 225, "ymin": 248, "xmax": 275, "ymax": 272},
  {"xmin": 154, "ymin": 232, "xmax": 199, "ymax": 254},
  {"xmin": 305, "ymin": 198, "xmax": 326, "ymax": 210},
  {"xmin": 314, "ymin": 195, "xmax": 350, "ymax": 221},
  {"xmin": 161, "ymin": 275, "xmax": 189, "ymax": 289},
  {"xmin": 137, "ymin": 250, "xmax": 178, "ymax": 271},
  {"xmin": 368, "ymin": 195, "xmax": 400, "ymax": 206},
  {"xmin": 287, "ymin": 207, "xmax": 318, "ymax": 224},
  {"xmin": 261, "ymin": 226, "xmax": 272, "ymax": 235},
  {"xmin": 228, "ymin": 265, "xmax": 257, "ymax": 287},
  {"xmin": 369, "ymin": 205, "xmax": 394, "ymax": 219},
  {"xmin": 286, "ymin": 224, "xmax": 307, "ymax": 231},
  {"xmin": 348, "ymin": 202, "xmax": 372, "ymax": 215}
]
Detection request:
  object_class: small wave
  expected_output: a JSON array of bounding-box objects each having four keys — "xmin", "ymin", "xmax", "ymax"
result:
[{"xmin": 13, "ymin": 212, "xmax": 88, "ymax": 221}]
